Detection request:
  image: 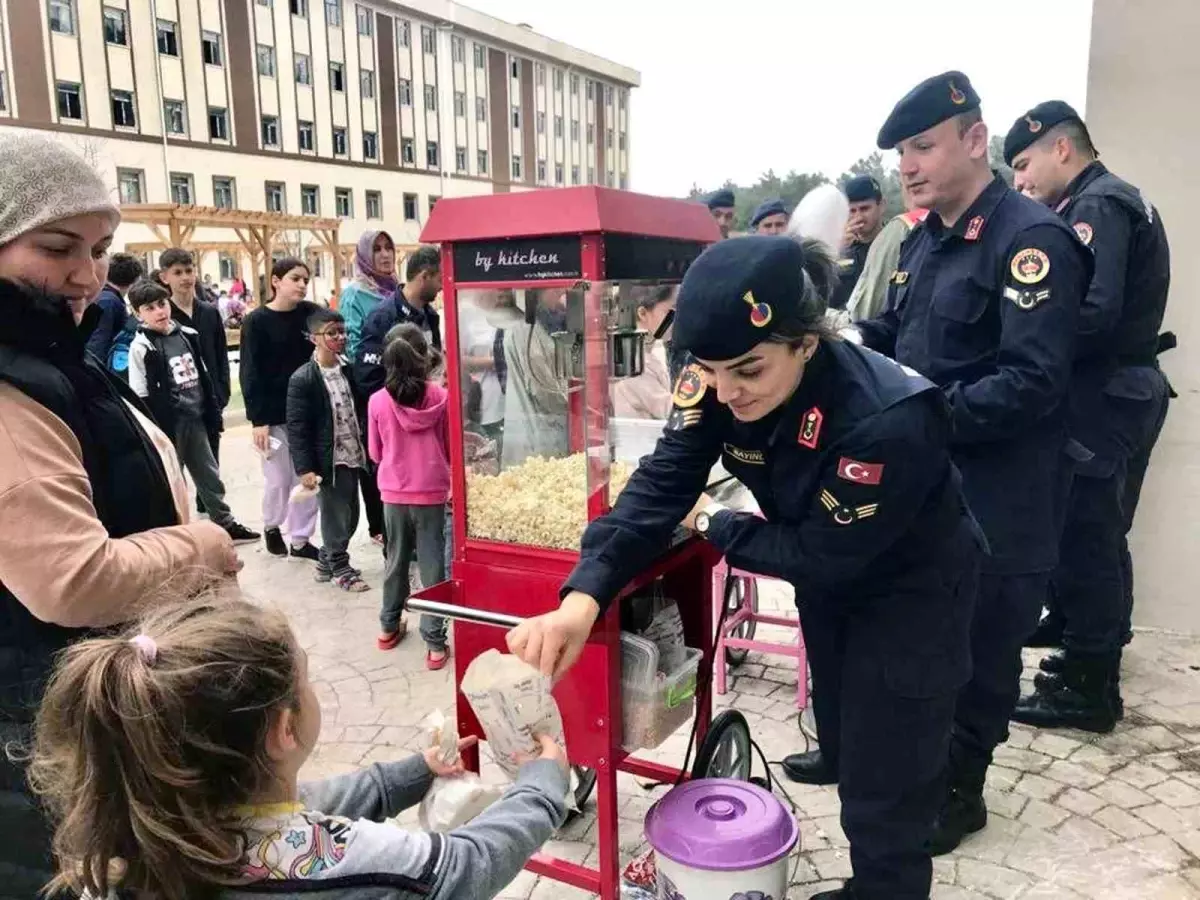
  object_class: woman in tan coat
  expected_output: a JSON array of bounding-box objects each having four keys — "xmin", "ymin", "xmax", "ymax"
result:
[{"xmin": 612, "ymin": 284, "xmax": 677, "ymax": 421}]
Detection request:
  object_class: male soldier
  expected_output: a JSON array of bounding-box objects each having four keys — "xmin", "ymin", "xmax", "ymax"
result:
[
  {"xmin": 1002, "ymin": 102, "xmax": 1172, "ymax": 732},
  {"xmin": 856, "ymin": 72, "xmax": 1091, "ymax": 856},
  {"xmin": 830, "ymin": 175, "xmax": 886, "ymax": 310},
  {"xmin": 846, "ymin": 191, "xmax": 929, "ymax": 322},
  {"xmin": 706, "ymin": 188, "xmax": 736, "ymax": 239},
  {"xmin": 749, "ymin": 198, "xmax": 789, "ymax": 235}
]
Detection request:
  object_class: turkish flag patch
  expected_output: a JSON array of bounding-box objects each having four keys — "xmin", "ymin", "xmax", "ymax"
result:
[{"xmin": 837, "ymin": 457, "xmax": 884, "ymax": 485}]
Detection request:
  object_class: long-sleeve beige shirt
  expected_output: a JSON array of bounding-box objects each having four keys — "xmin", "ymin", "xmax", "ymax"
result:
[{"xmin": 0, "ymin": 382, "xmax": 233, "ymax": 629}]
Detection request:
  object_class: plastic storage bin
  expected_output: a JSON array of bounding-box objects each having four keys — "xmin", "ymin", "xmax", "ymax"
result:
[{"xmin": 621, "ymin": 632, "xmax": 702, "ymax": 751}]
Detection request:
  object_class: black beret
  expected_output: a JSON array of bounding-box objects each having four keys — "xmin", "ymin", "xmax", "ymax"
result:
[
  {"xmin": 706, "ymin": 188, "xmax": 735, "ymax": 210},
  {"xmin": 843, "ymin": 175, "xmax": 883, "ymax": 203},
  {"xmin": 749, "ymin": 198, "xmax": 788, "ymax": 228},
  {"xmin": 877, "ymin": 71, "xmax": 981, "ymax": 150},
  {"xmin": 1002, "ymin": 100, "xmax": 1095, "ymax": 166},
  {"xmin": 673, "ymin": 236, "xmax": 816, "ymax": 362}
]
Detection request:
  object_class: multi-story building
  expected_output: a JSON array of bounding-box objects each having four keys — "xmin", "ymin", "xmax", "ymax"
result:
[{"xmin": 0, "ymin": 0, "xmax": 638, "ymax": 293}]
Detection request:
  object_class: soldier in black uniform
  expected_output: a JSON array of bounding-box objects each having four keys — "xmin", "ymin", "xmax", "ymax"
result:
[
  {"xmin": 706, "ymin": 188, "xmax": 736, "ymax": 239},
  {"xmin": 750, "ymin": 197, "xmax": 790, "ymax": 235},
  {"xmin": 830, "ymin": 175, "xmax": 886, "ymax": 310},
  {"xmin": 507, "ymin": 235, "xmax": 982, "ymax": 900},
  {"xmin": 1001, "ymin": 101, "xmax": 1172, "ymax": 732},
  {"xmin": 855, "ymin": 73, "xmax": 1092, "ymax": 855}
]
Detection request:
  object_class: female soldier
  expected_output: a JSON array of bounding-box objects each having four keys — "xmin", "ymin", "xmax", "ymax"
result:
[{"xmin": 507, "ymin": 236, "xmax": 981, "ymax": 900}]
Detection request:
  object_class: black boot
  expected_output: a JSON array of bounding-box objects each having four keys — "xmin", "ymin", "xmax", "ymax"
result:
[
  {"xmin": 782, "ymin": 749, "xmax": 838, "ymax": 785},
  {"xmin": 1034, "ymin": 659, "xmax": 1125, "ymax": 720},
  {"xmin": 1038, "ymin": 650, "xmax": 1066, "ymax": 674},
  {"xmin": 928, "ymin": 748, "xmax": 988, "ymax": 856},
  {"xmin": 809, "ymin": 882, "xmax": 855, "ymax": 899},
  {"xmin": 1024, "ymin": 612, "xmax": 1065, "ymax": 648},
  {"xmin": 1012, "ymin": 653, "xmax": 1118, "ymax": 733}
]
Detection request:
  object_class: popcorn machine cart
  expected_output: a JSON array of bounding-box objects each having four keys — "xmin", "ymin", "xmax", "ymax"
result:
[{"xmin": 407, "ymin": 187, "xmax": 741, "ymax": 900}]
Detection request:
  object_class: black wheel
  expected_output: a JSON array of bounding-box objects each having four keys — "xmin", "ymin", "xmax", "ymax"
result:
[
  {"xmin": 564, "ymin": 765, "xmax": 597, "ymax": 820},
  {"xmin": 692, "ymin": 710, "xmax": 753, "ymax": 781},
  {"xmin": 723, "ymin": 576, "xmax": 758, "ymax": 667}
]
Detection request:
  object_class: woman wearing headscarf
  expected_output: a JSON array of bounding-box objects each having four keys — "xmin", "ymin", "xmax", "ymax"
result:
[{"xmin": 0, "ymin": 132, "xmax": 240, "ymax": 893}]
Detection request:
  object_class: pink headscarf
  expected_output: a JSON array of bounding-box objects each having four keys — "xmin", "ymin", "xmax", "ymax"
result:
[{"xmin": 354, "ymin": 229, "xmax": 398, "ymax": 297}]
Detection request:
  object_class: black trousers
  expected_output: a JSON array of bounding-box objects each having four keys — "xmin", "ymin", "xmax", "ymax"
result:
[
  {"xmin": 1118, "ymin": 382, "xmax": 1170, "ymax": 637},
  {"xmin": 1057, "ymin": 472, "xmax": 1127, "ymax": 657},
  {"xmin": 0, "ymin": 724, "xmax": 54, "ymax": 900}
]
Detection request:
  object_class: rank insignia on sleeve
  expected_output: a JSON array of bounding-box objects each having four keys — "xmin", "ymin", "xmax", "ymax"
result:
[
  {"xmin": 1073, "ymin": 222, "xmax": 1094, "ymax": 246},
  {"xmin": 798, "ymin": 406, "xmax": 823, "ymax": 449},
  {"xmin": 837, "ymin": 457, "xmax": 884, "ymax": 485},
  {"xmin": 672, "ymin": 364, "xmax": 707, "ymax": 408},
  {"xmin": 1003, "ymin": 286, "xmax": 1051, "ymax": 311},
  {"xmin": 964, "ymin": 216, "xmax": 985, "ymax": 241},
  {"xmin": 890, "ymin": 270, "xmax": 909, "ymax": 285},
  {"xmin": 1010, "ymin": 248, "xmax": 1051, "ymax": 284},
  {"xmin": 819, "ymin": 489, "xmax": 879, "ymax": 525},
  {"xmin": 667, "ymin": 407, "xmax": 704, "ymax": 431}
]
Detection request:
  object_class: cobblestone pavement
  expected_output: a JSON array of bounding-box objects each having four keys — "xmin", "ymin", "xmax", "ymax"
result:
[{"xmin": 218, "ymin": 422, "xmax": 1200, "ymax": 899}]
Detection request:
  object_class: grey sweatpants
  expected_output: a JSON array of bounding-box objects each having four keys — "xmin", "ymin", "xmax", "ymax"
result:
[
  {"xmin": 317, "ymin": 466, "xmax": 362, "ymax": 577},
  {"xmin": 381, "ymin": 503, "xmax": 448, "ymax": 650},
  {"xmin": 174, "ymin": 416, "xmax": 233, "ymax": 527}
]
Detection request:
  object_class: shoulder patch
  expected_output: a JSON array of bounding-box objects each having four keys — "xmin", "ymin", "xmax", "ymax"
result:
[
  {"xmin": 1073, "ymin": 222, "xmax": 1094, "ymax": 246},
  {"xmin": 672, "ymin": 364, "xmax": 707, "ymax": 409},
  {"xmin": 1010, "ymin": 248, "xmax": 1051, "ymax": 285},
  {"xmin": 798, "ymin": 406, "xmax": 823, "ymax": 449}
]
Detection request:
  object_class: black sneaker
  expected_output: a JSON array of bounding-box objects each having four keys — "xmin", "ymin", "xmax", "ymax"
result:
[
  {"xmin": 290, "ymin": 542, "xmax": 321, "ymax": 562},
  {"xmin": 224, "ymin": 521, "xmax": 261, "ymax": 546},
  {"xmin": 264, "ymin": 527, "xmax": 287, "ymax": 557}
]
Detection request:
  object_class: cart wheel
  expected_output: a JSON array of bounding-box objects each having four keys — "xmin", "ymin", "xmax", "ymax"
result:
[
  {"xmin": 565, "ymin": 765, "xmax": 597, "ymax": 820},
  {"xmin": 692, "ymin": 710, "xmax": 753, "ymax": 781},
  {"xmin": 723, "ymin": 576, "xmax": 758, "ymax": 667}
]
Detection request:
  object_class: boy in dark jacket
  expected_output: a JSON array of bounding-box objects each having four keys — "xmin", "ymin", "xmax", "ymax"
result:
[
  {"xmin": 84, "ymin": 251, "xmax": 143, "ymax": 364},
  {"xmin": 287, "ymin": 308, "xmax": 370, "ymax": 591},
  {"xmin": 128, "ymin": 279, "xmax": 259, "ymax": 545}
]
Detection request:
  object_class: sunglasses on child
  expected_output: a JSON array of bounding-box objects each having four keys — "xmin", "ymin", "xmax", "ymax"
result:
[{"xmin": 315, "ymin": 327, "xmax": 347, "ymax": 338}]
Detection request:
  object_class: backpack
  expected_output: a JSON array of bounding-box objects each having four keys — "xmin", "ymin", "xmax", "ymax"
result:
[{"xmin": 107, "ymin": 314, "xmax": 139, "ymax": 380}]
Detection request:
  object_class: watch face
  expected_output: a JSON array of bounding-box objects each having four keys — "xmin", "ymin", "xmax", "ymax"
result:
[{"xmin": 696, "ymin": 512, "xmax": 710, "ymax": 533}]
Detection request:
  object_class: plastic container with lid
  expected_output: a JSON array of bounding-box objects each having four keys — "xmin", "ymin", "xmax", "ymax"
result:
[
  {"xmin": 645, "ymin": 779, "xmax": 798, "ymax": 900},
  {"xmin": 621, "ymin": 633, "xmax": 701, "ymax": 752}
]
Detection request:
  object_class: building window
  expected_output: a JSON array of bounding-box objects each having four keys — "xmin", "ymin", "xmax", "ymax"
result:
[
  {"xmin": 426, "ymin": 140, "xmax": 439, "ymax": 168},
  {"xmin": 453, "ymin": 91, "xmax": 466, "ymax": 117},
  {"xmin": 212, "ymin": 176, "xmax": 235, "ymax": 209},
  {"xmin": 329, "ymin": 62, "xmax": 345, "ymax": 92},
  {"xmin": 363, "ymin": 131, "xmax": 377, "ymax": 159},
  {"xmin": 289, "ymin": 0, "xmax": 307, "ymax": 16},
  {"xmin": 619, "ymin": 132, "xmax": 626, "ymax": 151},
  {"xmin": 401, "ymin": 138, "xmax": 414, "ymax": 164},
  {"xmin": 451, "ymin": 35, "xmax": 464, "ymax": 62},
  {"xmin": 356, "ymin": 5, "xmax": 372, "ymax": 34},
  {"xmin": 208, "ymin": 107, "xmax": 228, "ymax": 140},
  {"xmin": 511, "ymin": 155, "xmax": 521, "ymax": 178},
  {"xmin": 536, "ymin": 159, "xmax": 546, "ymax": 183},
  {"xmin": 605, "ymin": 128, "xmax": 612, "ymax": 149},
  {"xmin": 554, "ymin": 115, "xmax": 563, "ymax": 138},
  {"xmin": 298, "ymin": 120, "xmax": 314, "ymax": 151},
  {"xmin": 202, "ymin": 31, "xmax": 223, "ymax": 65},
  {"xmin": 257, "ymin": 44, "xmax": 276, "ymax": 77},
  {"xmin": 473, "ymin": 43, "xmax": 485, "ymax": 68},
  {"xmin": 555, "ymin": 163, "xmax": 564, "ymax": 185},
  {"xmin": 510, "ymin": 58, "xmax": 520, "ymax": 79},
  {"xmin": 399, "ymin": 78, "xmax": 412, "ymax": 106},
  {"xmin": 295, "ymin": 54, "xmax": 311, "ymax": 85},
  {"xmin": 570, "ymin": 73, "xmax": 579, "ymax": 95},
  {"xmin": 588, "ymin": 166, "xmax": 595, "ymax": 184},
  {"xmin": 360, "ymin": 69, "xmax": 375, "ymax": 98},
  {"xmin": 265, "ymin": 181, "xmax": 285, "ymax": 212},
  {"xmin": 219, "ymin": 252, "xmax": 237, "ymax": 280},
  {"xmin": 397, "ymin": 20, "xmax": 410, "ymax": 47},
  {"xmin": 325, "ymin": 0, "xmax": 341, "ymax": 26},
  {"xmin": 332, "ymin": 127, "xmax": 347, "ymax": 156},
  {"xmin": 365, "ymin": 190, "xmax": 382, "ymax": 218},
  {"xmin": 56, "ymin": 82, "xmax": 83, "ymax": 120},
  {"xmin": 424, "ymin": 84, "xmax": 436, "ymax": 111},
  {"xmin": 604, "ymin": 84, "xmax": 613, "ymax": 105},
  {"xmin": 511, "ymin": 106, "xmax": 519, "ymax": 128},
  {"xmin": 403, "ymin": 193, "xmax": 417, "ymax": 221},
  {"xmin": 48, "ymin": 0, "xmax": 75, "ymax": 36},
  {"xmin": 620, "ymin": 173, "xmax": 628, "ymax": 190},
  {"xmin": 535, "ymin": 63, "xmax": 546, "ymax": 86},
  {"xmin": 103, "ymin": 7, "xmax": 127, "ymax": 45},
  {"xmin": 170, "ymin": 172, "xmax": 194, "ymax": 205},
  {"xmin": 300, "ymin": 185, "xmax": 319, "ymax": 215},
  {"xmin": 163, "ymin": 99, "xmax": 185, "ymax": 134},
  {"xmin": 571, "ymin": 164, "xmax": 580, "ymax": 185},
  {"xmin": 570, "ymin": 119, "xmax": 579, "ymax": 140},
  {"xmin": 157, "ymin": 19, "xmax": 179, "ymax": 56},
  {"xmin": 111, "ymin": 90, "xmax": 136, "ymax": 128},
  {"xmin": 428, "ymin": 195, "xmax": 440, "ymax": 214},
  {"xmin": 553, "ymin": 69, "xmax": 563, "ymax": 91},
  {"xmin": 256, "ymin": 0, "xmax": 270, "ymax": 5},
  {"xmin": 117, "ymin": 168, "xmax": 144, "ymax": 204},
  {"xmin": 335, "ymin": 187, "xmax": 352, "ymax": 217},
  {"xmin": 619, "ymin": 90, "xmax": 627, "ymax": 111},
  {"xmin": 261, "ymin": 115, "xmax": 279, "ymax": 146},
  {"xmin": 455, "ymin": 146, "xmax": 467, "ymax": 172},
  {"xmin": 421, "ymin": 26, "xmax": 435, "ymax": 54},
  {"xmin": 607, "ymin": 172, "xmax": 615, "ymax": 188},
  {"xmin": 586, "ymin": 80, "xmax": 594, "ymax": 101},
  {"xmin": 477, "ymin": 149, "xmax": 488, "ymax": 174},
  {"xmin": 586, "ymin": 123, "xmax": 594, "ymax": 144},
  {"xmin": 475, "ymin": 96, "xmax": 486, "ymax": 122},
  {"xmin": 536, "ymin": 111, "xmax": 545, "ymax": 134}
]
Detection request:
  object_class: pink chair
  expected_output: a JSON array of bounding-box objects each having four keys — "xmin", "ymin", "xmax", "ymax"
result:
[{"xmin": 712, "ymin": 558, "xmax": 808, "ymax": 709}]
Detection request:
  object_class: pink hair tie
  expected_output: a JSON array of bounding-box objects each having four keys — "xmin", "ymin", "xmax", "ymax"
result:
[{"xmin": 129, "ymin": 634, "xmax": 158, "ymax": 665}]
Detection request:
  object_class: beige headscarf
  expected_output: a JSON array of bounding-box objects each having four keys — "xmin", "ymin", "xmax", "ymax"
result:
[{"xmin": 0, "ymin": 132, "xmax": 119, "ymax": 247}]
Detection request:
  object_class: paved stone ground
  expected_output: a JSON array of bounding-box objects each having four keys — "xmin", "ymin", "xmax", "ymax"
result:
[{"xmin": 217, "ymin": 421, "xmax": 1200, "ymax": 899}]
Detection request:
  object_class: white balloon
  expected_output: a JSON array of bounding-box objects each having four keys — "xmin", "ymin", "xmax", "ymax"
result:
[{"xmin": 787, "ymin": 184, "xmax": 849, "ymax": 256}]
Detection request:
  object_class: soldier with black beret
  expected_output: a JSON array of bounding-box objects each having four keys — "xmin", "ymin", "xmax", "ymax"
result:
[
  {"xmin": 749, "ymin": 197, "xmax": 789, "ymax": 235},
  {"xmin": 706, "ymin": 188, "xmax": 736, "ymax": 239},
  {"xmin": 507, "ymin": 235, "xmax": 982, "ymax": 900},
  {"xmin": 857, "ymin": 72, "xmax": 1093, "ymax": 856},
  {"xmin": 831, "ymin": 175, "xmax": 886, "ymax": 310},
  {"xmin": 1002, "ymin": 102, "xmax": 1173, "ymax": 733}
]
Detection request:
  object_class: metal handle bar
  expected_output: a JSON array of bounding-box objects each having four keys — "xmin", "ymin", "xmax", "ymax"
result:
[{"xmin": 405, "ymin": 597, "xmax": 525, "ymax": 630}]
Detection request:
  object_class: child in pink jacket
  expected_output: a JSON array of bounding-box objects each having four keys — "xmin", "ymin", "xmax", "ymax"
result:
[{"xmin": 367, "ymin": 324, "xmax": 450, "ymax": 667}]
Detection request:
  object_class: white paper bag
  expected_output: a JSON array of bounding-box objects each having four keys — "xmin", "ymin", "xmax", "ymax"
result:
[{"xmin": 418, "ymin": 709, "xmax": 505, "ymax": 832}]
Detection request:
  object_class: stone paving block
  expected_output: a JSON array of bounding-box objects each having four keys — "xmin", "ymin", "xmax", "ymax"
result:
[
  {"xmin": 1055, "ymin": 815, "xmax": 1118, "ymax": 851},
  {"xmin": 1135, "ymin": 803, "xmax": 1192, "ymax": 835},
  {"xmin": 499, "ymin": 870, "xmax": 539, "ymax": 899},
  {"xmin": 955, "ymin": 857, "xmax": 1033, "ymax": 900},
  {"xmin": 1114, "ymin": 761, "xmax": 1174, "ymax": 790},
  {"xmin": 1014, "ymin": 772, "xmax": 1067, "ymax": 801},
  {"xmin": 930, "ymin": 887, "xmax": 989, "ymax": 899},
  {"xmin": 1094, "ymin": 804, "xmax": 1161, "ymax": 839},
  {"xmin": 992, "ymin": 746, "xmax": 1054, "ymax": 774},
  {"xmin": 1068, "ymin": 743, "xmax": 1126, "ymax": 775},
  {"xmin": 1092, "ymin": 777, "xmax": 1157, "ymax": 809},
  {"xmin": 1148, "ymin": 778, "xmax": 1200, "ymax": 809},
  {"xmin": 983, "ymin": 787, "xmax": 1028, "ymax": 821},
  {"xmin": 1029, "ymin": 732, "xmax": 1084, "ymax": 759},
  {"xmin": 786, "ymin": 854, "xmax": 819, "ymax": 885},
  {"xmin": 1018, "ymin": 798, "xmax": 1072, "ymax": 831},
  {"xmin": 1057, "ymin": 787, "xmax": 1108, "ymax": 817},
  {"xmin": 1003, "ymin": 724, "xmax": 1037, "ymax": 750},
  {"xmin": 985, "ymin": 765, "xmax": 1021, "ymax": 791},
  {"xmin": 528, "ymin": 877, "xmax": 593, "ymax": 900},
  {"xmin": 808, "ymin": 848, "xmax": 853, "ymax": 881},
  {"xmin": 811, "ymin": 814, "xmax": 849, "ymax": 849},
  {"xmin": 1044, "ymin": 759, "xmax": 1108, "ymax": 790}
]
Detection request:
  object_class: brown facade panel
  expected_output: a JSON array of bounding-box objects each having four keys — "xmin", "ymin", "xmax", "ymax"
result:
[
  {"xmin": 376, "ymin": 12, "xmax": 398, "ymax": 167},
  {"xmin": 6, "ymin": 0, "xmax": 51, "ymax": 122},
  {"xmin": 487, "ymin": 47, "xmax": 510, "ymax": 191},
  {"xmin": 594, "ymin": 90, "xmax": 605, "ymax": 186},
  {"xmin": 223, "ymin": 0, "xmax": 258, "ymax": 149},
  {"xmin": 520, "ymin": 58, "xmax": 535, "ymax": 186}
]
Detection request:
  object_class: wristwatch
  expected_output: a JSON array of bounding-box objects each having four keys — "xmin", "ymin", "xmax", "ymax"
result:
[{"xmin": 694, "ymin": 503, "xmax": 727, "ymax": 537}]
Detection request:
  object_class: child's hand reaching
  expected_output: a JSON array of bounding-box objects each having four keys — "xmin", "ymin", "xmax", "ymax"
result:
[
  {"xmin": 423, "ymin": 735, "xmax": 479, "ymax": 777},
  {"xmin": 516, "ymin": 733, "xmax": 569, "ymax": 775}
]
